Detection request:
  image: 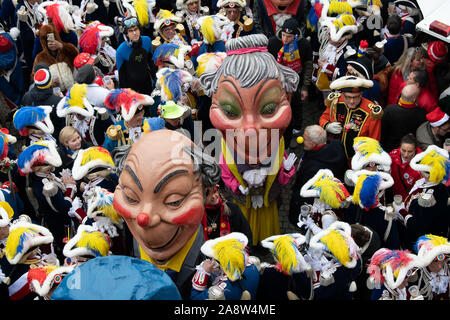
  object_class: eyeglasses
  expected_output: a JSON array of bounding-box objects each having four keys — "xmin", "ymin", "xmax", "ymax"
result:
[{"xmin": 124, "ymin": 17, "xmax": 138, "ymax": 28}]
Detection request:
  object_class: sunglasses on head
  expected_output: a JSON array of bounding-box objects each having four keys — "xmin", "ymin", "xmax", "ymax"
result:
[{"xmin": 124, "ymin": 17, "xmax": 138, "ymax": 28}]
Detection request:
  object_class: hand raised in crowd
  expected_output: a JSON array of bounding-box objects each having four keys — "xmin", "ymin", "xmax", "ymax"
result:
[{"xmin": 47, "ymin": 39, "xmax": 63, "ymax": 51}]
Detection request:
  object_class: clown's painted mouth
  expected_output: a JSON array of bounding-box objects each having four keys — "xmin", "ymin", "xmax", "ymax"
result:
[{"xmin": 148, "ymin": 227, "xmax": 180, "ymax": 250}]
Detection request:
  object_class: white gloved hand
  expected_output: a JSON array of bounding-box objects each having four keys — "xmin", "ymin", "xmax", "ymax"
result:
[
  {"xmin": 251, "ymin": 195, "xmax": 264, "ymax": 209},
  {"xmin": 68, "ymin": 197, "xmax": 83, "ymax": 218},
  {"xmin": 93, "ymin": 216, "xmax": 118, "ymax": 238},
  {"xmin": 283, "ymin": 153, "xmax": 297, "ymax": 171},
  {"xmin": 238, "ymin": 185, "xmax": 249, "ymax": 195},
  {"xmin": 326, "ymin": 122, "xmax": 343, "ymax": 135},
  {"xmin": 392, "ymin": 202, "xmax": 405, "ymax": 220}
]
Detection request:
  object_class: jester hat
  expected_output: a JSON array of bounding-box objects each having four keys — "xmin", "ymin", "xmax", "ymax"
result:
[
  {"xmin": 104, "ymin": 88, "xmax": 154, "ymax": 122},
  {"xmin": 414, "ymin": 234, "xmax": 450, "ymax": 267},
  {"xmin": 152, "ymin": 43, "xmax": 192, "ymax": 68},
  {"xmin": 27, "ymin": 264, "xmax": 75, "ymax": 297},
  {"xmin": 154, "ymin": 9, "xmax": 183, "ymax": 35},
  {"xmin": 309, "ymin": 221, "xmax": 359, "ymax": 268},
  {"xmin": 17, "ymin": 140, "xmax": 62, "ymax": 175},
  {"xmin": 71, "ymin": 146, "xmax": 115, "ymax": 181},
  {"xmin": 261, "ymin": 233, "xmax": 311, "ymax": 275},
  {"xmin": 85, "ymin": 186, "xmax": 122, "ymax": 224},
  {"xmin": 351, "ymin": 137, "xmax": 391, "ymax": 171},
  {"xmin": 409, "ymin": 145, "xmax": 450, "ymax": 184},
  {"xmin": 201, "ymin": 232, "xmax": 249, "ymax": 281},
  {"xmin": 63, "ymin": 224, "xmax": 111, "ymax": 259},
  {"xmin": 0, "ymin": 201, "xmax": 14, "ymax": 228},
  {"xmin": 0, "ymin": 128, "xmax": 17, "ymax": 160},
  {"xmin": 79, "ymin": 21, "xmax": 114, "ymax": 55},
  {"xmin": 5, "ymin": 219, "xmax": 54, "ymax": 264},
  {"xmin": 367, "ymin": 248, "xmax": 421, "ymax": 290},
  {"xmin": 155, "ymin": 68, "xmax": 193, "ymax": 103},
  {"xmin": 300, "ymin": 169, "xmax": 351, "ymax": 209},
  {"xmin": 13, "ymin": 106, "xmax": 54, "ymax": 136},
  {"xmin": 349, "ymin": 170, "xmax": 393, "ymax": 210},
  {"xmin": 56, "ymin": 83, "xmax": 95, "ymax": 118}
]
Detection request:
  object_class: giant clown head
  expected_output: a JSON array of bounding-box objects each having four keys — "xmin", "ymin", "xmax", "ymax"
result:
[
  {"xmin": 113, "ymin": 129, "xmax": 220, "ymax": 263},
  {"xmin": 200, "ymin": 34, "xmax": 299, "ymax": 165}
]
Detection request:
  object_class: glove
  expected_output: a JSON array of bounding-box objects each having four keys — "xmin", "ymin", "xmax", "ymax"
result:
[
  {"xmin": 283, "ymin": 153, "xmax": 297, "ymax": 171},
  {"xmin": 238, "ymin": 185, "xmax": 249, "ymax": 195},
  {"xmin": 326, "ymin": 122, "xmax": 343, "ymax": 135},
  {"xmin": 93, "ymin": 216, "xmax": 118, "ymax": 238},
  {"xmin": 251, "ymin": 195, "xmax": 264, "ymax": 209},
  {"xmin": 393, "ymin": 202, "xmax": 405, "ymax": 221}
]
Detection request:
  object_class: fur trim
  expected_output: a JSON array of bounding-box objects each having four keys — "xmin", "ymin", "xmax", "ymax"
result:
[
  {"xmin": 63, "ymin": 224, "xmax": 110, "ymax": 258},
  {"xmin": 330, "ymin": 75, "xmax": 373, "ymax": 90},
  {"xmin": 29, "ymin": 265, "xmax": 75, "ymax": 297},
  {"xmin": 71, "ymin": 147, "xmax": 115, "ymax": 181},
  {"xmin": 351, "ymin": 137, "xmax": 391, "ymax": 171},
  {"xmin": 5, "ymin": 220, "xmax": 54, "ymax": 264},
  {"xmin": 201, "ymin": 232, "xmax": 248, "ymax": 258},
  {"xmin": 409, "ymin": 145, "xmax": 449, "ymax": 184},
  {"xmin": 56, "ymin": 84, "xmax": 94, "ymax": 118}
]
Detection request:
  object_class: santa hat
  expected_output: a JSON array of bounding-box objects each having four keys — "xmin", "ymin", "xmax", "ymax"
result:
[
  {"xmin": 409, "ymin": 145, "xmax": 450, "ymax": 184},
  {"xmin": 85, "ymin": 186, "xmax": 122, "ymax": 225},
  {"xmin": 13, "ymin": 106, "xmax": 54, "ymax": 136},
  {"xmin": 351, "ymin": 137, "xmax": 391, "ymax": 171},
  {"xmin": 5, "ymin": 219, "xmax": 54, "ymax": 264},
  {"xmin": 104, "ymin": 88, "xmax": 154, "ymax": 122},
  {"xmin": 63, "ymin": 224, "xmax": 111, "ymax": 259},
  {"xmin": 367, "ymin": 248, "xmax": 420, "ymax": 290},
  {"xmin": 27, "ymin": 265, "xmax": 75, "ymax": 297},
  {"xmin": 200, "ymin": 232, "xmax": 249, "ymax": 281},
  {"xmin": 34, "ymin": 68, "xmax": 53, "ymax": 90},
  {"xmin": 56, "ymin": 83, "xmax": 95, "ymax": 118},
  {"xmin": 300, "ymin": 169, "xmax": 350, "ymax": 209},
  {"xmin": 261, "ymin": 233, "xmax": 311, "ymax": 275},
  {"xmin": 427, "ymin": 41, "xmax": 448, "ymax": 64},
  {"xmin": 72, "ymin": 146, "xmax": 115, "ymax": 181},
  {"xmin": 414, "ymin": 234, "xmax": 450, "ymax": 267},
  {"xmin": 426, "ymin": 107, "xmax": 449, "ymax": 127},
  {"xmin": 17, "ymin": 140, "xmax": 62, "ymax": 175},
  {"xmin": 309, "ymin": 221, "xmax": 359, "ymax": 268},
  {"xmin": 73, "ymin": 52, "xmax": 96, "ymax": 69}
]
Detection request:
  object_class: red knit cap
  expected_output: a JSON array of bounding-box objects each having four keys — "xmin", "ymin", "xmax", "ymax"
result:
[{"xmin": 0, "ymin": 35, "xmax": 12, "ymax": 53}]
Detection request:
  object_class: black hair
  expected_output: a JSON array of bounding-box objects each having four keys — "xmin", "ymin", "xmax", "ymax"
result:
[
  {"xmin": 400, "ymin": 133, "xmax": 418, "ymax": 148},
  {"xmin": 411, "ymin": 68, "xmax": 428, "ymax": 88}
]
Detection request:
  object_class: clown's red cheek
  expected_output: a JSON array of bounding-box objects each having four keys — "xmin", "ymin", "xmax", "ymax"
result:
[
  {"xmin": 113, "ymin": 196, "xmax": 133, "ymax": 219},
  {"xmin": 172, "ymin": 206, "xmax": 204, "ymax": 225}
]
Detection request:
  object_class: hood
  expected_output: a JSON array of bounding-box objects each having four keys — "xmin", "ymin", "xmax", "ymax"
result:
[{"xmin": 37, "ymin": 23, "xmax": 62, "ymax": 54}]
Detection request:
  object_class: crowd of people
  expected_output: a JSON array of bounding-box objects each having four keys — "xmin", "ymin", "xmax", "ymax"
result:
[{"xmin": 0, "ymin": 0, "xmax": 449, "ymax": 301}]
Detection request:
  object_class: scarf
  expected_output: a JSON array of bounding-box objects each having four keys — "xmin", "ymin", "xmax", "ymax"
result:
[{"xmin": 277, "ymin": 36, "xmax": 302, "ymax": 73}]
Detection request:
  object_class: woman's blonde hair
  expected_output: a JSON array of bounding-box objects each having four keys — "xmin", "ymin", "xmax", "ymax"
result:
[
  {"xmin": 393, "ymin": 47, "xmax": 427, "ymax": 76},
  {"xmin": 59, "ymin": 126, "xmax": 81, "ymax": 146}
]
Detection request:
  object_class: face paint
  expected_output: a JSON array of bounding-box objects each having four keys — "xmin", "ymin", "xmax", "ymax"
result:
[
  {"xmin": 113, "ymin": 130, "xmax": 206, "ymax": 263},
  {"xmin": 172, "ymin": 206, "xmax": 204, "ymax": 225}
]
